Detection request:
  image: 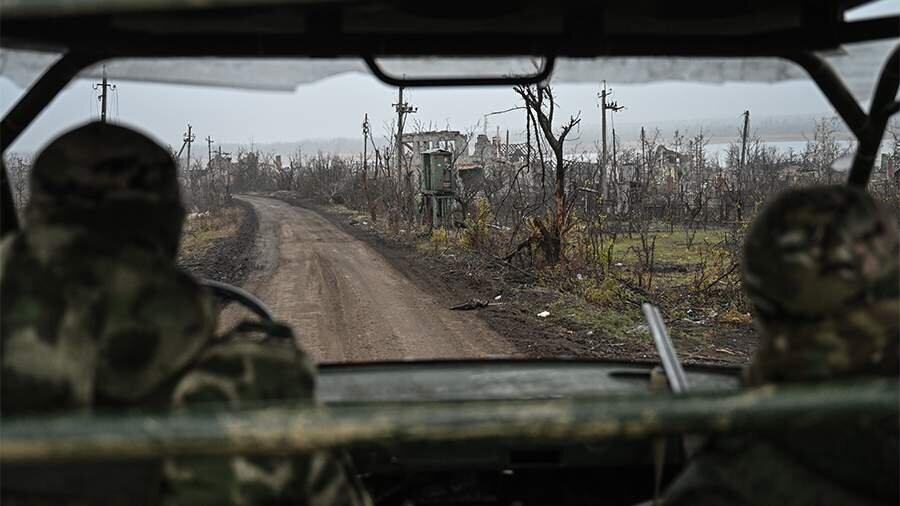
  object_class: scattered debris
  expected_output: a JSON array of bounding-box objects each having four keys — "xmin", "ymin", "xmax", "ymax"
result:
[
  {"xmin": 537, "ymin": 310, "xmax": 551, "ymax": 318},
  {"xmin": 626, "ymin": 324, "xmax": 649, "ymax": 335},
  {"xmin": 450, "ymin": 299, "xmax": 489, "ymax": 310},
  {"xmin": 721, "ymin": 307, "xmax": 753, "ymax": 323}
]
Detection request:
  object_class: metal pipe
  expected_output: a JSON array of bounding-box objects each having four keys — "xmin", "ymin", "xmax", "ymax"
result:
[{"xmin": 642, "ymin": 303, "xmax": 689, "ymax": 394}]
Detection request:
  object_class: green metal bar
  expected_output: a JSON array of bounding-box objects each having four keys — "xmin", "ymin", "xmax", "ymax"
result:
[
  {"xmin": 791, "ymin": 52, "xmax": 868, "ymax": 140},
  {"xmin": 1, "ymin": 379, "xmax": 895, "ymax": 463},
  {"xmin": 1, "ymin": 52, "xmax": 100, "ymax": 154},
  {"xmin": 848, "ymin": 44, "xmax": 900, "ymax": 187}
]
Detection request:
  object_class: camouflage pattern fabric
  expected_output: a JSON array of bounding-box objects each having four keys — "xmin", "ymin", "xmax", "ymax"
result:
[
  {"xmin": 660, "ymin": 185, "xmax": 900, "ymax": 506},
  {"xmin": 25, "ymin": 121, "xmax": 184, "ymax": 258},
  {"xmin": 742, "ymin": 185, "xmax": 899, "ymax": 384},
  {"xmin": 163, "ymin": 333, "xmax": 371, "ymax": 506},
  {"xmin": 0, "ymin": 228, "xmax": 216, "ymax": 412},
  {"xmin": 661, "ymin": 425, "xmax": 899, "ymax": 506},
  {"xmin": 2, "ymin": 122, "xmax": 210, "ymax": 412},
  {"xmin": 1, "ymin": 122, "xmax": 371, "ymax": 505}
]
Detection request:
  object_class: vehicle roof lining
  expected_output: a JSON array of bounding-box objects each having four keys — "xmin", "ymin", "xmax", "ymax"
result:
[
  {"xmin": 1, "ymin": 0, "xmax": 896, "ymax": 57},
  {"xmin": 1, "ymin": 40, "xmax": 894, "ymax": 97}
]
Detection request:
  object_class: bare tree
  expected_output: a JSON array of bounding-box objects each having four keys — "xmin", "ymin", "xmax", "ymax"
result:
[{"xmin": 512, "ymin": 84, "xmax": 581, "ymax": 264}]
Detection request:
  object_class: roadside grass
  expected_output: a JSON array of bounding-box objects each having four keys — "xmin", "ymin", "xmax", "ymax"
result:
[
  {"xmin": 548, "ymin": 292, "xmax": 643, "ymax": 341},
  {"xmin": 612, "ymin": 227, "xmax": 729, "ymax": 273},
  {"xmin": 179, "ymin": 207, "xmax": 242, "ymax": 258}
]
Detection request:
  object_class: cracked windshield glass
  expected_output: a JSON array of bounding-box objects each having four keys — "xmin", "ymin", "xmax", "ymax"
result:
[{"xmin": 3, "ymin": 53, "xmax": 898, "ymax": 366}]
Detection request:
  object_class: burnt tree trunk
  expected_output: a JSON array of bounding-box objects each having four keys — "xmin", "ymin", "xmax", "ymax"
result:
[{"xmin": 514, "ymin": 85, "xmax": 580, "ymax": 265}]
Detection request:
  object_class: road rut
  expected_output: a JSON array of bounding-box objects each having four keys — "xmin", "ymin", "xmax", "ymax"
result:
[{"xmin": 220, "ymin": 195, "xmax": 516, "ymax": 362}]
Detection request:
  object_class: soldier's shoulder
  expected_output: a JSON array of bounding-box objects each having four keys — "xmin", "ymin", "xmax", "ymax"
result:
[{"xmin": 173, "ymin": 330, "xmax": 316, "ymax": 407}]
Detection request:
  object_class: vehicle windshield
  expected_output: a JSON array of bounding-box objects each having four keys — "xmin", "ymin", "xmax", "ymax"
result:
[{"xmin": 2, "ymin": 45, "xmax": 898, "ymax": 367}]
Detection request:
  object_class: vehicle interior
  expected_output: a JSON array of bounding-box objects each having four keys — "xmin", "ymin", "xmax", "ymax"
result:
[{"xmin": 1, "ymin": 1, "xmax": 898, "ymax": 505}]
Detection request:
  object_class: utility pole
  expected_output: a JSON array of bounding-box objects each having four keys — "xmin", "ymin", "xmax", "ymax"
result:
[
  {"xmin": 738, "ymin": 111, "xmax": 750, "ymax": 220},
  {"xmin": 612, "ymin": 127, "xmax": 618, "ymax": 182},
  {"xmin": 206, "ymin": 136, "xmax": 214, "ymax": 170},
  {"xmin": 640, "ymin": 126, "xmax": 646, "ymax": 184},
  {"xmin": 362, "ymin": 113, "xmax": 370, "ymax": 175},
  {"xmin": 739, "ymin": 110, "xmax": 750, "ymax": 174},
  {"xmin": 393, "ymin": 86, "xmax": 417, "ymax": 174},
  {"xmin": 183, "ymin": 124, "xmax": 195, "ymax": 171},
  {"xmin": 217, "ymin": 145, "xmax": 232, "ymax": 200},
  {"xmin": 93, "ymin": 65, "xmax": 116, "ymax": 123},
  {"xmin": 362, "ymin": 113, "xmax": 374, "ymax": 221},
  {"xmin": 599, "ymin": 81, "xmax": 624, "ymax": 199},
  {"xmin": 393, "ymin": 86, "xmax": 417, "ymax": 220}
]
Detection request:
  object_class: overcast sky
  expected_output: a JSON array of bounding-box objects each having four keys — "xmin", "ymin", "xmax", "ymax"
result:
[{"xmin": 1, "ymin": 0, "xmax": 896, "ymax": 155}]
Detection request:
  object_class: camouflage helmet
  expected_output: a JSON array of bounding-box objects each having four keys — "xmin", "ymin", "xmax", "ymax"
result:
[
  {"xmin": 742, "ymin": 185, "xmax": 899, "ymax": 384},
  {"xmin": 26, "ymin": 122, "xmax": 185, "ymax": 257}
]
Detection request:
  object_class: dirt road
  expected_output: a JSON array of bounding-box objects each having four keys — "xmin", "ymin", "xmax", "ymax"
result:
[{"xmin": 220, "ymin": 195, "xmax": 516, "ymax": 362}]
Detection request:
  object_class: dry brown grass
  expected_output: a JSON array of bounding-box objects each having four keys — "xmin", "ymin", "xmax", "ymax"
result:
[{"xmin": 179, "ymin": 207, "xmax": 242, "ymax": 259}]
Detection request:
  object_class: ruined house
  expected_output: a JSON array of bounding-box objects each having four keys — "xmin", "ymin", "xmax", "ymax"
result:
[
  {"xmin": 655, "ymin": 145, "xmax": 688, "ymax": 193},
  {"xmin": 403, "ymin": 130, "xmax": 469, "ymax": 170},
  {"xmin": 878, "ymin": 150, "xmax": 900, "ymax": 183}
]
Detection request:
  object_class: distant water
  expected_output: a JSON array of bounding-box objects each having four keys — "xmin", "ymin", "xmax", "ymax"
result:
[
  {"xmin": 705, "ymin": 140, "xmax": 855, "ymax": 164},
  {"xmin": 574, "ymin": 139, "xmax": 858, "ymax": 165}
]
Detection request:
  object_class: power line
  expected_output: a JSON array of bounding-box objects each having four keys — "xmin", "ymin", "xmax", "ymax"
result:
[
  {"xmin": 113, "ymin": 86, "xmax": 120, "ymax": 120},
  {"xmin": 89, "ymin": 86, "xmax": 95, "ymax": 119}
]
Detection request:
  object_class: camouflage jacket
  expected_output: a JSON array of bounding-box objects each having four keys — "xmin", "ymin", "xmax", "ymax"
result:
[
  {"xmin": 1, "ymin": 226, "xmax": 216, "ymax": 413},
  {"xmin": 163, "ymin": 338, "xmax": 371, "ymax": 506},
  {"xmin": 662, "ymin": 398, "xmax": 899, "ymax": 506},
  {"xmin": 1, "ymin": 227, "xmax": 370, "ymax": 506}
]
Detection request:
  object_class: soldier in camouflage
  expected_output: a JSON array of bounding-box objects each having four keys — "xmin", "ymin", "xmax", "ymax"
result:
[
  {"xmin": 661, "ymin": 185, "xmax": 899, "ymax": 506},
  {"xmin": 0, "ymin": 122, "xmax": 371, "ymax": 505}
]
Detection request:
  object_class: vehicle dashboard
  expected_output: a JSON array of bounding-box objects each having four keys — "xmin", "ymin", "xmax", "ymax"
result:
[{"xmin": 318, "ymin": 360, "xmax": 740, "ymax": 505}]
